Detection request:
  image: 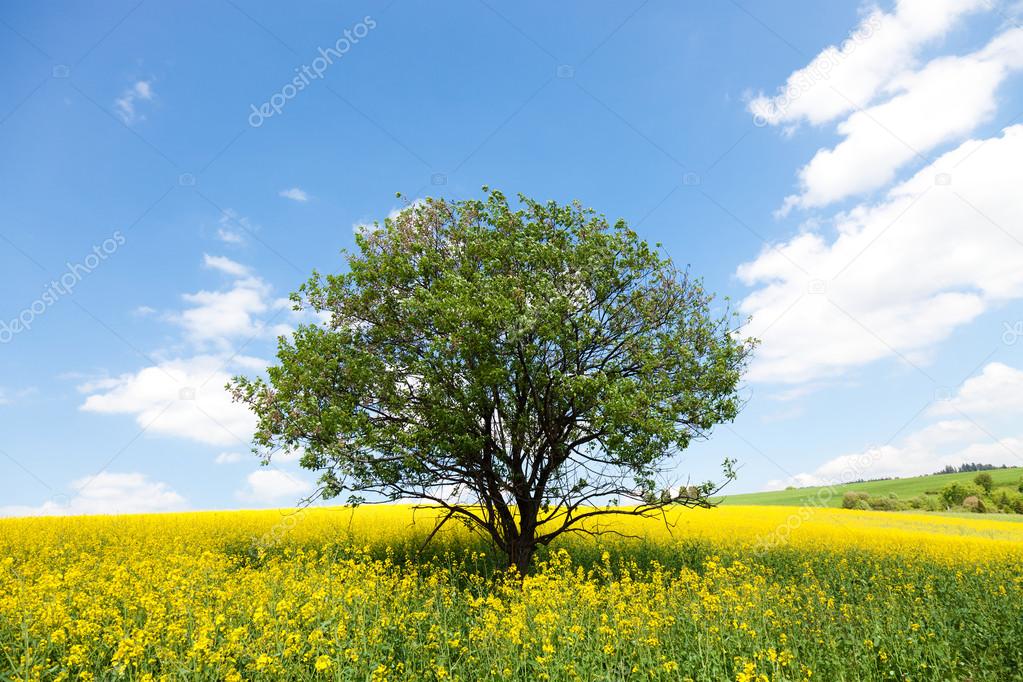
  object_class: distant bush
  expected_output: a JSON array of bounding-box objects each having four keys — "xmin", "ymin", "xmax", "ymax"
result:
[
  {"xmin": 941, "ymin": 483, "xmax": 982, "ymax": 507},
  {"xmin": 908, "ymin": 495, "xmax": 940, "ymax": 512},
  {"xmin": 963, "ymin": 496, "xmax": 986, "ymax": 513},
  {"xmin": 974, "ymin": 472, "xmax": 994, "ymax": 493},
  {"xmin": 866, "ymin": 496, "xmax": 908, "ymax": 511},
  {"xmin": 994, "ymin": 491, "xmax": 1023, "ymax": 515},
  {"xmin": 839, "ymin": 482, "xmax": 1023, "ymax": 514},
  {"xmin": 842, "ymin": 492, "xmax": 870, "ymax": 509}
]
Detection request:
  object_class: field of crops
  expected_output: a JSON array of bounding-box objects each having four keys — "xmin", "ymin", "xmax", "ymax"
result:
[{"xmin": 3, "ymin": 505, "xmax": 1023, "ymax": 681}]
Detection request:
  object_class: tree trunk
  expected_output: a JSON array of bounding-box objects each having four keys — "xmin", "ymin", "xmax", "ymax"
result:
[{"xmin": 505, "ymin": 539, "xmax": 536, "ymax": 575}]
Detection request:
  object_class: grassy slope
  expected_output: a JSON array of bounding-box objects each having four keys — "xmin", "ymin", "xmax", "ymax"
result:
[{"xmin": 720, "ymin": 467, "xmax": 1023, "ymax": 508}]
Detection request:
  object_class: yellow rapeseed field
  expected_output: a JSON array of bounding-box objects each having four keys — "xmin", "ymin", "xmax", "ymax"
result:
[{"xmin": 2, "ymin": 505, "xmax": 1022, "ymax": 681}]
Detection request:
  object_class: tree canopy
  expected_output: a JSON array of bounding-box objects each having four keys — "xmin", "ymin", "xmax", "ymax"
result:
[{"xmin": 231, "ymin": 189, "xmax": 755, "ymax": 572}]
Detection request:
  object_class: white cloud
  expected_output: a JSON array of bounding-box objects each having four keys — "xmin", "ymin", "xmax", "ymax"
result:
[
  {"xmin": 769, "ymin": 363, "xmax": 1023, "ymax": 488},
  {"xmin": 114, "ymin": 80, "xmax": 155, "ymax": 125},
  {"xmin": 279, "ymin": 187, "xmax": 309, "ymax": 202},
  {"xmin": 213, "ymin": 209, "xmax": 253, "ymax": 245},
  {"xmin": 760, "ymin": 405, "xmax": 805, "ymax": 423},
  {"xmin": 216, "ymin": 227, "xmax": 244, "ymax": 244},
  {"xmin": 749, "ymin": 0, "xmax": 986, "ymax": 128},
  {"xmin": 930, "ymin": 362, "xmax": 1023, "ymax": 418},
  {"xmin": 216, "ymin": 451, "xmax": 246, "ymax": 464},
  {"xmin": 177, "ymin": 281, "xmax": 272, "ymax": 346},
  {"xmin": 80, "ymin": 355, "xmax": 258, "ymax": 447},
  {"xmin": 783, "ymin": 27, "xmax": 1023, "ymax": 210},
  {"xmin": 237, "ymin": 469, "xmax": 312, "ymax": 504},
  {"xmin": 78, "ymin": 255, "xmax": 288, "ymax": 447},
  {"xmin": 0, "ymin": 386, "xmax": 37, "ymax": 405},
  {"xmin": 231, "ymin": 354, "xmax": 272, "ymax": 371},
  {"xmin": 353, "ymin": 198, "xmax": 425, "ymax": 234},
  {"xmin": 768, "ymin": 419, "xmax": 1023, "ymax": 488},
  {"xmin": 767, "ymin": 419, "xmax": 1020, "ymax": 488},
  {"xmin": 766, "ymin": 383, "xmax": 830, "ymax": 402},
  {"xmin": 172, "ymin": 257, "xmax": 290, "ymax": 348},
  {"xmin": 0, "ymin": 472, "xmax": 185, "ymax": 517},
  {"xmin": 739, "ymin": 125, "xmax": 1023, "ymax": 384},
  {"xmin": 203, "ymin": 253, "xmax": 250, "ymax": 277},
  {"xmin": 274, "ymin": 447, "xmax": 304, "ymax": 463},
  {"xmin": 74, "ymin": 376, "xmax": 122, "ymax": 394}
]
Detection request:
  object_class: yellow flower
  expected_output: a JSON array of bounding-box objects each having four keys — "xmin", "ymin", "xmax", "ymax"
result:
[{"xmin": 2, "ymin": 502, "xmax": 1022, "ymax": 680}]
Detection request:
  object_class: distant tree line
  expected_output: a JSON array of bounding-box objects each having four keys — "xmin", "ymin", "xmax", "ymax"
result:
[
  {"xmin": 935, "ymin": 463, "xmax": 1009, "ymax": 475},
  {"xmin": 842, "ymin": 476, "xmax": 894, "ymax": 485}
]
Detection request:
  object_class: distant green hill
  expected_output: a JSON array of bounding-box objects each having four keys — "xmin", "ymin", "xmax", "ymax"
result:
[{"xmin": 719, "ymin": 467, "xmax": 1023, "ymax": 508}]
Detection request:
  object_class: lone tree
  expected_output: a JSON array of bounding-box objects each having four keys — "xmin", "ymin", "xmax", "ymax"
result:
[{"xmin": 231, "ymin": 189, "xmax": 755, "ymax": 573}]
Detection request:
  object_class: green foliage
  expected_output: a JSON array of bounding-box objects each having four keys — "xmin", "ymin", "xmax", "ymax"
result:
[
  {"xmin": 974, "ymin": 472, "xmax": 994, "ymax": 493},
  {"xmin": 830, "ymin": 480, "xmax": 1023, "ymax": 516},
  {"xmin": 785, "ymin": 472, "xmax": 1023, "ymax": 517},
  {"xmin": 941, "ymin": 483, "xmax": 982, "ymax": 508},
  {"xmin": 908, "ymin": 495, "xmax": 941, "ymax": 512},
  {"xmin": 841, "ymin": 491, "xmax": 912, "ymax": 512},
  {"xmin": 842, "ymin": 492, "xmax": 869, "ymax": 509},
  {"xmin": 231, "ymin": 189, "xmax": 755, "ymax": 569},
  {"xmin": 865, "ymin": 495, "xmax": 907, "ymax": 511}
]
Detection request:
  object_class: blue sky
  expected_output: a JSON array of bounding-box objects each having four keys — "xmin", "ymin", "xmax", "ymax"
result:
[{"xmin": 2, "ymin": 0, "xmax": 1023, "ymax": 514}]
